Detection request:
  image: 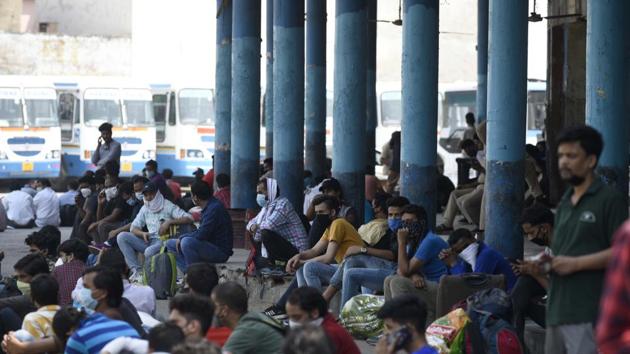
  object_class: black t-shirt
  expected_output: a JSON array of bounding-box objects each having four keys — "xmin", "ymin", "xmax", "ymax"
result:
[
  {"xmin": 104, "ymin": 196, "xmax": 133, "ymax": 222},
  {"xmin": 85, "ymin": 195, "xmax": 98, "ymax": 215},
  {"xmin": 372, "ymin": 230, "xmax": 392, "ymax": 250}
]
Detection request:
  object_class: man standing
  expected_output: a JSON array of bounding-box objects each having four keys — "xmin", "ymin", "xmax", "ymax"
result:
[
  {"xmin": 545, "ymin": 126, "xmax": 626, "ymax": 354},
  {"xmin": 92, "ymin": 122, "xmax": 121, "ymax": 171}
]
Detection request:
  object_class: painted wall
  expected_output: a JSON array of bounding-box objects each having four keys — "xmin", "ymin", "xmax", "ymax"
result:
[{"xmin": 35, "ymin": 0, "xmax": 131, "ymax": 37}]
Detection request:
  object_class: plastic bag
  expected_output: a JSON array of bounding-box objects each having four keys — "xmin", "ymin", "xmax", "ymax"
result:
[
  {"xmin": 426, "ymin": 308, "xmax": 471, "ymax": 354},
  {"xmin": 339, "ymin": 294, "xmax": 385, "ymax": 339}
]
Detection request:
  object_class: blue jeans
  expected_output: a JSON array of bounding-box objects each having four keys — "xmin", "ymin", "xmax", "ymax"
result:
[
  {"xmin": 117, "ymin": 232, "xmax": 162, "ymax": 272},
  {"xmin": 296, "ymin": 261, "xmax": 338, "ymax": 291},
  {"xmin": 166, "ymin": 237, "xmax": 230, "ymax": 271},
  {"xmin": 341, "ymin": 267, "xmax": 395, "ymax": 311},
  {"xmin": 329, "ymin": 254, "xmax": 396, "ymax": 289}
]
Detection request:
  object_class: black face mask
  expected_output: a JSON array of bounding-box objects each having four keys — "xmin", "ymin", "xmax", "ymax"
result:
[
  {"xmin": 314, "ymin": 214, "xmax": 333, "ymax": 230},
  {"xmin": 531, "ymin": 237, "xmax": 547, "ymax": 247}
]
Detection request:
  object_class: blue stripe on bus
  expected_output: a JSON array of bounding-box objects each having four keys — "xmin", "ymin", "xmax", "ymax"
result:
[
  {"xmin": 8, "ymin": 137, "xmax": 45, "ymax": 144},
  {"xmin": 156, "ymin": 152, "xmax": 212, "ymax": 177},
  {"xmin": 121, "ymin": 151, "xmax": 137, "ymax": 157},
  {"xmin": 12, "ymin": 151, "xmax": 40, "ymax": 157},
  {"xmin": 62, "ymin": 153, "xmax": 146, "ymax": 177},
  {"xmin": 116, "ymin": 137, "xmax": 142, "ymax": 144},
  {"xmin": 200, "ymin": 136, "xmax": 215, "ymax": 143},
  {"xmin": 0, "ymin": 161, "xmax": 60, "ymax": 178}
]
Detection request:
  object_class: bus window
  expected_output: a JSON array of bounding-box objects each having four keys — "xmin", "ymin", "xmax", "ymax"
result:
[
  {"xmin": 24, "ymin": 88, "xmax": 58, "ymax": 127},
  {"xmin": 168, "ymin": 92, "xmax": 176, "ymax": 126},
  {"xmin": 380, "ymin": 91, "xmax": 401, "ymax": 127},
  {"xmin": 0, "ymin": 88, "xmax": 23, "ymax": 127},
  {"xmin": 153, "ymin": 94, "xmax": 167, "ymax": 142},
  {"xmin": 178, "ymin": 89, "xmax": 214, "ymax": 126},
  {"xmin": 443, "ymin": 91, "xmax": 476, "ymax": 129},
  {"xmin": 123, "ymin": 89, "xmax": 154, "ymax": 127},
  {"xmin": 84, "ymin": 89, "xmax": 122, "ymax": 127},
  {"xmin": 58, "ymin": 92, "xmax": 74, "ymax": 141},
  {"xmin": 527, "ymin": 91, "xmax": 546, "ymax": 130}
]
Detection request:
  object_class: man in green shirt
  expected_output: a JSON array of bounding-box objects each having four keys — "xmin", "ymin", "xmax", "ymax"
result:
[
  {"xmin": 546, "ymin": 126, "xmax": 627, "ymax": 354},
  {"xmin": 213, "ymin": 281, "xmax": 284, "ymax": 354}
]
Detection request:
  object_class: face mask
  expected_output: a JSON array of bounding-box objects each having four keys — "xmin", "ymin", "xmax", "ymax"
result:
[
  {"xmin": 126, "ymin": 198, "xmax": 137, "ymax": 206},
  {"xmin": 459, "ymin": 242, "xmax": 479, "ymax": 270},
  {"xmin": 256, "ymin": 194, "xmax": 268, "ymax": 208},
  {"xmin": 36, "ymin": 187, "xmax": 43, "ymax": 192},
  {"xmin": 80, "ymin": 188, "xmax": 92, "ymax": 198},
  {"xmin": 146, "ymin": 170, "xmax": 155, "ymax": 178},
  {"xmin": 135, "ymin": 192, "xmax": 143, "ymax": 201},
  {"xmin": 388, "ymin": 218, "xmax": 402, "ymax": 232},
  {"xmin": 288, "ymin": 317, "xmax": 324, "ymax": 329},
  {"xmin": 314, "ymin": 213, "xmax": 333, "ymax": 230},
  {"xmin": 104, "ymin": 187, "xmax": 118, "ymax": 201},
  {"xmin": 74, "ymin": 287, "xmax": 97, "ymax": 311},
  {"xmin": 402, "ymin": 221, "xmax": 423, "ymax": 237},
  {"xmin": 17, "ymin": 281, "xmax": 30, "ymax": 297}
]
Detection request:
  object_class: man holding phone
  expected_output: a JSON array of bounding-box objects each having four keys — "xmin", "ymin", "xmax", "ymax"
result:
[
  {"xmin": 376, "ymin": 294, "xmax": 438, "ymax": 354},
  {"xmin": 92, "ymin": 122, "xmax": 121, "ymax": 171}
]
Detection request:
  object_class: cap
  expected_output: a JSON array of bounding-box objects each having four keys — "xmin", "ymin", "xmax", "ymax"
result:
[
  {"xmin": 319, "ymin": 178, "xmax": 341, "ymax": 193},
  {"xmin": 193, "ymin": 168, "xmax": 204, "ymax": 176},
  {"xmin": 142, "ymin": 182, "xmax": 158, "ymax": 194}
]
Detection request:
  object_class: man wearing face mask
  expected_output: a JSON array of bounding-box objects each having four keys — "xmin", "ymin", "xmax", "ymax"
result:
[
  {"xmin": 89, "ymin": 176, "xmax": 134, "ymax": 244},
  {"xmin": 144, "ymin": 159, "xmax": 175, "ymax": 202},
  {"xmin": 32, "ymin": 179, "xmax": 60, "ymax": 228},
  {"xmin": 287, "ymin": 195, "xmax": 363, "ymax": 292},
  {"xmin": 105, "ymin": 181, "xmax": 146, "ymax": 244},
  {"xmin": 544, "ymin": 126, "xmax": 626, "ymax": 354},
  {"xmin": 510, "ymin": 205, "xmax": 554, "ymax": 348},
  {"xmin": 247, "ymin": 178, "xmax": 308, "ymax": 267},
  {"xmin": 0, "ymin": 254, "xmax": 49, "ymax": 323},
  {"xmin": 166, "ymin": 182, "xmax": 233, "ymax": 271},
  {"xmin": 286, "ymin": 287, "xmax": 360, "ymax": 354},
  {"xmin": 52, "ymin": 239, "xmax": 89, "ymax": 306},
  {"xmin": 70, "ymin": 175, "xmax": 96, "ymax": 242},
  {"xmin": 383, "ymin": 204, "xmax": 449, "ymax": 326},
  {"xmin": 117, "ymin": 182, "xmax": 193, "ymax": 282},
  {"xmin": 168, "ymin": 294, "xmax": 215, "ymax": 340}
]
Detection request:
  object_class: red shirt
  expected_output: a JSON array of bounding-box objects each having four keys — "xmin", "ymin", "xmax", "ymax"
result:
[
  {"xmin": 598, "ymin": 221, "xmax": 630, "ymax": 353},
  {"xmin": 52, "ymin": 259, "xmax": 86, "ymax": 306},
  {"xmin": 166, "ymin": 179, "xmax": 181, "ymax": 200},
  {"xmin": 322, "ymin": 314, "xmax": 360, "ymax": 354},
  {"xmin": 206, "ymin": 326, "xmax": 232, "ymax": 347},
  {"xmin": 214, "ymin": 187, "xmax": 231, "ymax": 209},
  {"xmin": 202, "ymin": 169, "xmax": 215, "ymax": 187}
]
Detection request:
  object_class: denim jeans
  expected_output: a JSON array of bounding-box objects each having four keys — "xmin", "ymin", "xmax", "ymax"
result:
[
  {"xmin": 296, "ymin": 261, "xmax": 338, "ymax": 291},
  {"xmin": 166, "ymin": 237, "xmax": 230, "ymax": 271},
  {"xmin": 329, "ymin": 254, "xmax": 396, "ymax": 289},
  {"xmin": 340, "ymin": 263, "xmax": 396, "ymax": 311},
  {"xmin": 117, "ymin": 232, "xmax": 162, "ymax": 272}
]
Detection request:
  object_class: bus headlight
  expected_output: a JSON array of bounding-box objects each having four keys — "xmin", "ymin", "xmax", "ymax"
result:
[
  {"xmin": 186, "ymin": 149, "xmax": 203, "ymax": 158},
  {"xmin": 0, "ymin": 151, "xmax": 7, "ymax": 160}
]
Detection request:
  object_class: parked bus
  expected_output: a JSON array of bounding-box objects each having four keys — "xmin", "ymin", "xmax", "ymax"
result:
[
  {"xmin": 57, "ymin": 78, "xmax": 156, "ymax": 177},
  {"xmin": 0, "ymin": 76, "xmax": 61, "ymax": 179},
  {"xmin": 150, "ymin": 83, "xmax": 215, "ymax": 177}
]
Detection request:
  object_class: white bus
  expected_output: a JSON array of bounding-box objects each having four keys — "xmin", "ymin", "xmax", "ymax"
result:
[
  {"xmin": 57, "ymin": 77, "xmax": 156, "ymax": 177},
  {"xmin": 0, "ymin": 76, "xmax": 61, "ymax": 179}
]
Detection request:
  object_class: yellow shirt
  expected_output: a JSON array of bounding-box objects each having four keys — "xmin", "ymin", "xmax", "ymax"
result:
[
  {"xmin": 320, "ymin": 218, "xmax": 364, "ymax": 263},
  {"xmin": 22, "ymin": 305, "xmax": 60, "ymax": 339}
]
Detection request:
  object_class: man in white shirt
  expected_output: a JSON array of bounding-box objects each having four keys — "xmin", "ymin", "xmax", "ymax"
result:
[
  {"xmin": 1, "ymin": 183, "xmax": 35, "ymax": 228},
  {"xmin": 33, "ymin": 179, "xmax": 60, "ymax": 228}
]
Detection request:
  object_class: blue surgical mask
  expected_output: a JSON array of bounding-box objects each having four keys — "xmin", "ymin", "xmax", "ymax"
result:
[
  {"xmin": 135, "ymin": 192, "xmax": 143, "ymax": 201},
  {"xmin": 256, "ymin": 194, "xmax": 268, "ymax": 208},
  {"xmin": 73, "ymin": 287, "xmax": 97, "ymax": 312},
  {"xmin": 126, "ymin": 198, "xmax": 137, "ymax": 206},
  {"xmin": 388, "ymin": 218, "xmax": 402, "ymax": 232}
]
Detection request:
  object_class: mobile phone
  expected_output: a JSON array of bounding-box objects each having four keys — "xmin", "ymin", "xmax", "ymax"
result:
[{"xmin": 387, "ymin": 326, "xmax": 412, "ymax": 351}]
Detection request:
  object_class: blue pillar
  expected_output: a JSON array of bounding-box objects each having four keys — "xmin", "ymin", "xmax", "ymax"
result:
[
  {"xmin": 586, "ymin": 0, "xmax": 630, "ymax": 197},
  {"xmin": 476, "ymin": 0, "xmax": 488, "ymax": 123},
  {"xmin": 231, "ymin": 0, "xmax": 261, "ymax": 209},
  {"xmin": 273, "ymin": 0, "xmax": 305, "ymax": 209},
  {"xmin": 400, "ymin": 0, "xmax": 439, "ymax": 229},
  {"xmin": 333, "ymin": 0, "xmax": 367, "ymax": 223},
  {"xmin": 485, "ymin": 0, "xmax": 528, "ymax": 260},
  {"xmin": 365, "ymin": 0, "xmax": 377, "ymax": 174},
  {"xmin": 265, "ymin": 0, "xmax": 274, "ymax": 158},
  {"xmin": 214, "ymin": 0, "xmax": 232, "ymax": 179},
  {"xmin": 305, "ymin": 0, "xmax": 326, "ymax": 179}
]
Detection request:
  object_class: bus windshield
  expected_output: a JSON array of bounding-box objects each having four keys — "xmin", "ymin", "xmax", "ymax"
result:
[
  {"xmin": 84, "ymin": 89, "xmax": 122, "ymax": 127},
  {"xmin": 178, "ymin": 89, "xmax": 214, "ymax": 125},
  {"xmin": 0, "ymin": 87, "xmax": 23, "ymax": 127},
  {"xmin": 122, "ymin": 89, "xmax": 154, "ymax": 126},
  {"xmin": 380, "ymin": 91, "xmax": 402, "ymax": 127},
  {"xmin": 443, "ymin": 91, "xmax": 476, "ymax": 129},
  {"xmin": 24, "ymin": 88, "xmax": 58, "ymax": 127}
]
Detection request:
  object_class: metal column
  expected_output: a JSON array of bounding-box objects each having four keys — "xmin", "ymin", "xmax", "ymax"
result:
[
  {"xmin": 265, "ymin": 0, "xmax": 274, "ymax": 158},
  {"xmin": 476, "ymin": 0, "xmax": 488, "ymax": 123},
  {"xmin": 400, "ymin": 0, "xmax": 439, "ymax": 228},
  {"xmin": 214, "ymin": 0, "xmax": 232, "ymax": 178},
  {"xmin": 305, "ymin": 0, "xmax": 327, "ymax": 179},
  {"xmin": 230, "ymin": 0, "xmax": 261, "ymax": 209},
  {"xmin": 365, "ymin": 0, "xmax": 377, "ymax": 174},
  {"xmin": 333, "ymin": 0, "xmax": 367, "ymax": 223},
  {"xmin": 273, "ymin": 0, "xmax": 305, "ymax": 209},
  {"xmin": 586, "ymin": 0, "xmax": 630, "ymax": 197},
  {"xmin": 485, "ymin": 0, "xmax": 529, "ymax": 260}
]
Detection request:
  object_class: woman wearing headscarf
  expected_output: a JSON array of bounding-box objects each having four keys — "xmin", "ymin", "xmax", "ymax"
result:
[{"xmin": 247, "ymin": 178, "xmax": 309, "ymax": 266}]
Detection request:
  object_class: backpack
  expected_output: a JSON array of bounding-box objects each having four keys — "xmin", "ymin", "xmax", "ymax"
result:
[
  {"xmin": 0, "ymin": 277, "xmax": 21, "ymax": 299},
  {"xmin": 466, "ymin": 288, "xmax": 523, "ymax": 354},
  {"xmin": 143, "ymin": 246, "xmax": 177, "ymax": 299}
]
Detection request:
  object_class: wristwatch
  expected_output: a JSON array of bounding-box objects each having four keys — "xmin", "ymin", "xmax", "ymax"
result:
[{"xmin": 361, "ymin": 247, "xmax": 368, "ymax": 254}]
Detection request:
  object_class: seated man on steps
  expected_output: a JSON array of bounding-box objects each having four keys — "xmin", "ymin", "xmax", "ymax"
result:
[
  {"xmin": 247, "ymin": 178, "xmax": 308, "ymax": 267},
  {"xmin": 287, "ymin": 195, "xmax": 363, "ymax": 292}
]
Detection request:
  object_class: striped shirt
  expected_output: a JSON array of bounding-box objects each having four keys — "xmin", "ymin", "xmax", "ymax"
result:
[
  {"xmin": 248, "ymin": 196, "xmax": 308, "ymax": 251},
  {"xmin": 22, "ymin": 305, "xmax": 60, "ymax": 339},
  {"xmin": 65, "ymin": 313, "xmax": 139, "ymax": 354}
]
